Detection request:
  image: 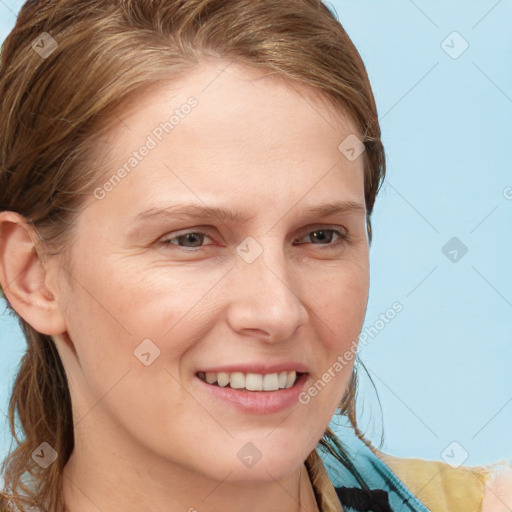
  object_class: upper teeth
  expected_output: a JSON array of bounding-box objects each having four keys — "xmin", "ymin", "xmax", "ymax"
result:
[{"xmin": 198, "ymin": 371, "xmax": 297, "ymax": 391}]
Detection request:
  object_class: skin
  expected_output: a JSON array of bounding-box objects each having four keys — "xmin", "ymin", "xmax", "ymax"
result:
[{"xmin": 0, "ymin": 59, "xmax": 369, "ymax": 512}]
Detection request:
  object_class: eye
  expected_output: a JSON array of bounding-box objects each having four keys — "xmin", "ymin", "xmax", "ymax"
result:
[
  {"xmin": 294, "ymin": 227, "xmax": 349, "ymax": 249},
  {"xmin": 160, "ymin": 231, "xmax": 213, "ymax": 250},
  {"xmin": 159, "ymin": 226, "xmax": 350, "ymax": 253}
]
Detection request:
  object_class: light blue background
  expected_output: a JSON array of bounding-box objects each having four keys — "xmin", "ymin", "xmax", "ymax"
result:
[{"xmin": 1, "ymin": 0, "xmax": 511, "ymax": 468}]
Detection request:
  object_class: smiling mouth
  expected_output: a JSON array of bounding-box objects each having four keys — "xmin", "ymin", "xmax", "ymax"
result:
[{"xmin": 196, "ymin": 370, "xmax": 303, "ymax": 391}]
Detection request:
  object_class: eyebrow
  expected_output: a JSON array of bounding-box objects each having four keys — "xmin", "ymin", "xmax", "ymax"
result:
[{"xmin": 131, "ymin": 200, "xmax": 366, "ymax": 226}]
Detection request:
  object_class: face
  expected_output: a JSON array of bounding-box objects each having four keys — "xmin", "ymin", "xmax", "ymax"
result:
[{"xmin": 52, "ymin": 59, "xmax": 369, "ymax": 484}]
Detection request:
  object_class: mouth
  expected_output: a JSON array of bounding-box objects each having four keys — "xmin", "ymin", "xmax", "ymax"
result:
[{"xmin": 196, "ymin": 370, "xmax": 303, "ymax": 391}]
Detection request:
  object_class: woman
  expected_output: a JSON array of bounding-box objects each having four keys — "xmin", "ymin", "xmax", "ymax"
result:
[{"xmin": 0, "ymin": 1, "xmax": 510, "ymax": 511}]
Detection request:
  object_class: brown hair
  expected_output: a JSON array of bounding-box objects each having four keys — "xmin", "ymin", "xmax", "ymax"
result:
[{"xmin": 0, "ymin": 0, "xmax": 386, "ymax": 510}]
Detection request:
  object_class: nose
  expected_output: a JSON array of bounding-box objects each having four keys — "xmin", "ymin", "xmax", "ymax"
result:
[{"xmin": 226, "ymin": 242, "xmax": 309, "ymax": 343}]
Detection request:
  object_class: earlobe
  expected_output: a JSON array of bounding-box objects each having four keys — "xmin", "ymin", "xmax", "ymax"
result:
[{"xmin": 0, "ymin": 211, "xmax": 67, "ymax": 336}]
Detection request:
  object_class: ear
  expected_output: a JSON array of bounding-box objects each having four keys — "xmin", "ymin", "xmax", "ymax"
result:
[{"xmin": 0, "ymin": 211, "xmax": 67, "ymax": 335}]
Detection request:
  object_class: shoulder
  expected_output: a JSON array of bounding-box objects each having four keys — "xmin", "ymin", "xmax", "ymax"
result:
[
  {"xmin": 481, "ymin": 462, "xmax": 512, "ymax": 512},
  {"xmin": 371, "ymin": 447, "xmax": 512, "ymax": 512}
]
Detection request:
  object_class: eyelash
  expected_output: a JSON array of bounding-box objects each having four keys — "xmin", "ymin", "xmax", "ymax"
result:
[{"xmin": 160, "ymin": 227, "xmax": 350, "ymax": 252}]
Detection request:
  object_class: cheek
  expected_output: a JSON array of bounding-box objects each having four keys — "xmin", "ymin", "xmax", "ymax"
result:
[
  {"xmin": 309, "ymin": 261, "xmax": 369, "ymax": 345},
  {"xmin": 302, "ymin": 264, "xmax": 367, "ymax": 411},
  {"xmin": 58, "ymin": 254, "xmax": 221, "ymax": 394},
  {"xmin": 89, "ymin": 254, "xmax": 226, "ymax": 335}
]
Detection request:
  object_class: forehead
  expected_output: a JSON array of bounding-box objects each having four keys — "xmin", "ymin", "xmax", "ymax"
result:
[
  {"xmin": 103, "ymin": 58, "xmax": 360, "ymax": 152},
  {"xmin": 86, "ymin": 59, "xmax": 365, "ymax": 221}
]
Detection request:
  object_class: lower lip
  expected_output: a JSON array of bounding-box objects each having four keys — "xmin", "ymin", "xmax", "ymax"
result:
[{"xmin": 196, "ymin": 373, "xmax": 309, "ymax": 414}]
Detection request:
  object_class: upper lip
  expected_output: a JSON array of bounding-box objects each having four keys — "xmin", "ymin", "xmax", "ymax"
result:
[{"xmin": 196, "ymin": 362, "xmax": 309, "ymax": 375}]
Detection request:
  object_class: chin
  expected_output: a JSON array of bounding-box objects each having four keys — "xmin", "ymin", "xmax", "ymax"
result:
[{"xmin": 185, "ymin": 441, "xmax": 305, "ymax": 484}]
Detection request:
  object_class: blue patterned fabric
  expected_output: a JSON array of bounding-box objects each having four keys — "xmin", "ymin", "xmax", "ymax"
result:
[{"xmin": 320, "ymin": 421, "xmax": 431, "ymax": 512}]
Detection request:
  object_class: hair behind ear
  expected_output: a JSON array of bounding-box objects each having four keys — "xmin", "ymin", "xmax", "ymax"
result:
[{"xmin": 1, "ymin": 320, "xmax": 73, "ymax": 512}]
